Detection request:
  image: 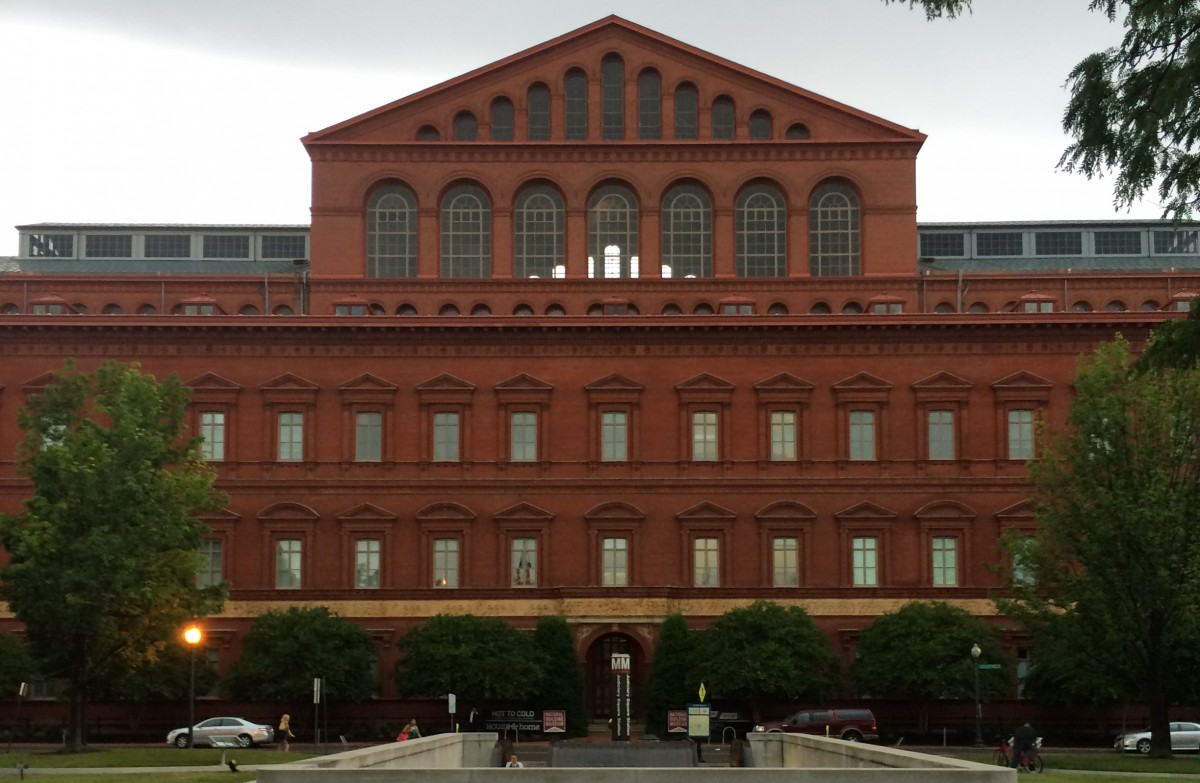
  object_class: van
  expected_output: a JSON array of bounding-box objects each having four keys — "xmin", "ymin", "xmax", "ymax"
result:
[{"xmin": 754, "ymin": 708, "xmax": 878, "ymax": 742}]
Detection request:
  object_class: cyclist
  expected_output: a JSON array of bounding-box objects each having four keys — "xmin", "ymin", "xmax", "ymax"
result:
[{"xmin": 1011, "ymin": 721, "xmax": 1037, "ymax": 771}]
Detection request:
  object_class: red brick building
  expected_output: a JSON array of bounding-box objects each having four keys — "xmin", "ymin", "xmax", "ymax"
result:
[{"xmin": 2, "ymin": 17, "xmax": 1198, "ymax": 717}]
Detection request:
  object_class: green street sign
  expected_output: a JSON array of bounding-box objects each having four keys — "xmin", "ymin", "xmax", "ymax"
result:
[{"xmin": 977, "ymin": 663, "xmax": 1002, "ymax": 670}]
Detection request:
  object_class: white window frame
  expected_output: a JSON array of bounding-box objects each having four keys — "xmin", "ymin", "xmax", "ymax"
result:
[
  {"xmin": 932, "ymin": 536, "xmax": 958, "ymax": 586},
  {"xmin": 355, "ymin": 538, "xmax": 381, "ymax": 588},
  {"xmin": 852, "ymin": 536, "xmax": 877, "ymax": 586},
  {"xmin": 200, "ymin": 411, "xmax": 225, "ymax": 461},
  {"xmin": 276, "ymin": 539, "xmax": 302, "ymax": 589},
  {"xmin": 770, "ymin": 410, "xmax": 797, "ymax": 461},
  {"xmin": 849, "ymin": 410, "xmax": 876, "ymax": 461},
  {"xmin": 511, "ymin": 537, "xmax": 537, "ymax": 587},
  {"xmin": 602, "ymin": 537, "xmax": 628, "ymax": 586},
  {"xmin": 278, "ymin": 411, "xmax": 304, "ymax": 462},
  {"xmin": 772, "ymin": 536, "xmax": 799, "ymax": 587}
]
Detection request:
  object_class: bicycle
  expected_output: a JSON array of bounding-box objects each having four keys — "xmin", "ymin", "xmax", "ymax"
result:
[{"xmin": 994, "ymin": 737, "xmax": 1044, "ymax": 773}]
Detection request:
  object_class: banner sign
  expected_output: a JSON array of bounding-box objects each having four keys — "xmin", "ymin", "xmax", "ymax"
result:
[
  {"xmin": 484, "ymin": 709, "xmax": 543, "ymax": 733},
  {"xmin": 667, "ymin": 709, "xmax": 688, "ymax": 733},
  {"xmin": 543, "ymin": 710, "xmax": 566, "ymax": 733}
]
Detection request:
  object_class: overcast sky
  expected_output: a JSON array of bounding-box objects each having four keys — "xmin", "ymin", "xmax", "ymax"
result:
[{"xmin": 0, "ymin": 0, "xmax": 1166, "ymax": 256}]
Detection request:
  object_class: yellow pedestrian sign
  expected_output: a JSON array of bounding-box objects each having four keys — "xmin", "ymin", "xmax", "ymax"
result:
[{"xmin": 698, "ymin": 683, "xmax": 706, "ymax": 703}]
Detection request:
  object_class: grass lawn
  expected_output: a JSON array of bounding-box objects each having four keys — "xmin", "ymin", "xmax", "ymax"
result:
[
  {"xmin": 0, "ymin": 746, "xmax": 308, "ymax": 781},
  {"xmin": 953, "ymin": 749, "xmax": 1200, "ymax": 780}
]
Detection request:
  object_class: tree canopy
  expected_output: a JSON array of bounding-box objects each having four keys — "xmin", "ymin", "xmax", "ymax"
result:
[
  {"xmin": 1006, "ymin": 338, "xmax": 1200, "ymax": 756},
  {"xmin": 394, "ymin": 614, "xmax": 541, "ymax": 702},
  {"xmin": 889, "ymin": 0, "xmax": 1200, "ymax": 218},
  {"xmin": 530, "ymin": 616, "xmax": 588, "ymax": 736},
  {"xmin": 0, "ymin": 360, "xmax": 226, "ymax": 751},
  {"xmin": 852, "ymin": 601, "xmax": 1007, "ymax": 735},
  {"xmin": 697, "ymin": 601, "xmax": 838, "ymax": 719},
  {"xmin": 643, "ymin": 614, "xmax": 699, "ymax": 737},
  {"xmin": 223, "ymin": 606, "xmax": 377, "ymax": 704}
]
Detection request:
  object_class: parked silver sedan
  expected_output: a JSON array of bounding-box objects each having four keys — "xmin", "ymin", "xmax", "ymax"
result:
[
  {"xmin": 1114, "ymin": 722, "xmax": 1200, "ymax": 754},
  {"xmin": 166, "ymin": 716, "xmax": 275, "ymax": 748}
]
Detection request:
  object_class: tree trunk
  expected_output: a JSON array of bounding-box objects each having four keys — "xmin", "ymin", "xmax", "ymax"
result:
[{"xmin": 66, "ymin": 670, "xmax": 89, "ymax": 753}]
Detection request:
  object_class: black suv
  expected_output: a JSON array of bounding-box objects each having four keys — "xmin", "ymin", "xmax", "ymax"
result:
[{"xmin": 754, "ymin": 708, "xmax": 878, "ymax": 742}]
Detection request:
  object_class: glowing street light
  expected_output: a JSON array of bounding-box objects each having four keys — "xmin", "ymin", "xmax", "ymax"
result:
[{"xmin": 183, "ymin": 625, "xmax": 203, "ymax": 749}]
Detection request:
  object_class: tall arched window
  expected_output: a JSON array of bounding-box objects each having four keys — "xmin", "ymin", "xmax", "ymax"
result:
[
  {"xmin": 748, "ymin": 109, "xmax": 772, "ymax": 140},
  {"xmin": 514, "ymin": 185, "xmax": 564, "ymax": 278},
  {"xmin": 809, "ymin": 182, "xmax": 860, "ymax": 276},
  {"xmin": 675, "ymin": 82, "xmax": 698, "ymax": 140},
  {"xmin": 661, "ymin": 184, "xmax": 711, "ymax": 278},
  {"xmin": 637, "ymin": 69, "xmax": 661, "ymax": 140},
  {"xmin": 490, "ymin": 97, "xmax": 514, "ymax": 141},
  {"xmin": 712, "ymin": 96, "xmax": 735, "ymax": 139},
  {"xmin": 366, "ymin": 183, "xmax": 417, "ymax": 278},
  {"xmin": 601, "ymin": 54, "xmax": 625, "ymax": 140},
  {"xmin": 564, "ymin": 69, "xmax": 588, "ymax": 140},
  {"xmin": 736, "ymin": 183, "xmax": 787, "ymax": 276},
  {"xmin": 588, "ymin": 185, "xmax": 638, "ymax": 279},
  {"xmin": 441, "ymin": 184, "xmax": 491, "ymax": 278},
  {"xmin": 527, "ymin": 83, "xmax": 550, "ymax": 141},
  {"xmin": 453, "ymin": 111, "xmax": 477, "ymax": 141}
]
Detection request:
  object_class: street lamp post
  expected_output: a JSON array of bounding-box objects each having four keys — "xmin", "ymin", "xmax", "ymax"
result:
[
  {"xmin": 183, "ymin": 625, "xmax": 203, "ymax": 749},
  {"xmin": 970, "ymin": 643, "xmax": 984, "ymax": 747}
]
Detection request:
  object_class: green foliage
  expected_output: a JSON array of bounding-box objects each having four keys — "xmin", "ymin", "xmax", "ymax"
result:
[
  {"xmin": 0, "ymin": 360, "xmax": 227, "ymax": 750},
  {"xmin": 90, "ymin": 640, "xmax": 218, "ymax": 702},
  {"xmin": 393, "ymin": 614, "xmax": 541, "ymax": 701},
  {"xmin": 696, "ymin": 601, "xmax": 837, "ymax": 717},
  {"xmin": 0, "ymin": 633, "xmax": 34, "ymax": 698},
  {"xmin": 882, "ymin": 0, "xmax": 972, "ymax": 20},
  {"xmin": 642, "ymin": 614, "xmax": 699, "ymax": 737},
  {"xmin": 530, "ymin": 616, "xmax": 587, "ymax": 736},
  {"xmin": 1133, "ymin": 299, "xmax": 1200, "ymax": 374},
  {"xmin": 223, "ymin": 607, "xmax": 376, "ymax": 703},
  {"xmin": 1007, "ymin": 337, "xmax": 1200, "ymax": 755}
]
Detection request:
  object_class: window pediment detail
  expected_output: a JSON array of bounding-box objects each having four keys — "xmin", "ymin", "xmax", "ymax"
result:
[
  {"xmin": 676, "ymin": 372, "xmax": 734, "ymax": 404},
  {"xmin": 258, "ymin": 502, "xmax": 320, "ymax": 521},
  {"xmin": 335, "ymin": 502, "xmax": 398, "ymax": 522},
  {"xmin": 493, "ymin": 502, "xmax": 555, "ymax": 522},
  {"xmin": 833, "ymin": 501, "xmax": 897, "ymax": 521},
  {"xmin": 415, "ymin": 501, "xmax": 477, "ymax": 522},
  {"xmin": 754, "ymin": 500, "xmax": 816, "ymax": 521},
  {"xmin": 259, "ymin": 373, "xmax": 320, "ymax": 404},
  {"xmin": 584, "ymin": 501, "xmax": 644, "ymax": 522},
  {"xmin": 911, "ymin": 371, "xmax": 973, "ymax": 401},
  {"xmin": 994, "ymin": 499, "xmax": 1037, "ymax": 525},
  {"xmin": 754, "ymin": 372, "xmax": 814, "ymax": 405},
  {"xmin": 913, "ymin": 500, "xmax": 976, "ymax": 522},
  {"xmin": 676, "ymin": 501, "xmax": 736, "ymax": 522}
]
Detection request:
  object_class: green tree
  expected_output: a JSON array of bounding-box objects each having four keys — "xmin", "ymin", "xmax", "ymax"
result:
[
  {"xmin": 889, "ymin": 0, "xmax": 1200, "ymax": 218},
  {"xmin": 697, "ymin": 601, "xmax": 838, "ymax": 721},
  {"xmin": 643, "ymin": 614, "xmax": 699, "ymax": 738},
  {"xmin": 224, "ymin": 607, "xmax": 377, "ymax": 706},
  {"xmin": 852, "ymin": 601, "xmax": 1006, "ymax": 736},
  {"xmin": 530, "ymin": 616, "xmax": 587, "ymax": 737},
  {"xmin": 1004, "ymin": 338, "xmax": 1200, "ymax": 756},
  {"xmin": 0, "ymin": 633, "xmax": 34, "ymax": 701},
  {"xmin": 1132, "ymin": 298, "xmax": 1200, "ymax": 373},
  {"xmin": 394, "ymin": 614, "xmax": 541, "ymax": 703},
  {"xmin": 0, "ymin": 360, "xmax": 226, "ymax": 752}
]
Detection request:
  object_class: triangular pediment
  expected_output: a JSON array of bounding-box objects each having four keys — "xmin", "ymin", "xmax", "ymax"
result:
[
  {"xmin": 676, "ymin": 502, "xmax": 736, "ymax": 521},
  {"xmin": 197, "ymin": 507, "xmax": 242, "ymax": 523},
  {"xmin": 913, "ymin": 500, "xmax": 977, "ymax": 521},
  {"xmin": 336, "ymin": 502, "xmax": 398, "ymax": 522},
  {"xmin": 833, "ymin": 501, "xmax": 897, "ymax": 521},
  {"xmin": 494, "ymin": 373, "xmax": 554, "ymax": 392},
  {"xmin": 415, "ymin": 502, "xmax": 477, "ymax": 522},
  {"xmin": 584, "ymin": 373, "xmax": 645, "ymax": 392},
  {"xmin": 304, "ymin": 16, "xmax": 924, "ymax": 147},
  {"xmin": 675, "ymin": 372, "xmax": 735, "ymax": 392},
  {"xmin": 21, "ymin": 371, "xmax": 59, "ymax": 391},
  {"xmin": 338, "ymin": 373, "xmax": 399, "ymax": 392},
  {"xmin": 416, "ymin": 373, "xmax": 476, "ymax": 392},
  {"xmin": 754, "ymin": 372, "xmax": 815, "ymax": 392},
  {"xmin": 584, "ymin": 501, "xmax": 645, "ymax": 521},
  {"xmin": 494, "ymin": 502, "xmax": 555, "ymax": 522},
  {"xmin": 911, "ymin": 371, "xmax": 973, "ymax": 391},
  {"xmin": 991, "ymin": 371, "xmax": 1053, "ymax": 391},
  {"xmin": 259, "ymin": 373, "xmax": 319, "ymax": 391},
  {"xmin": 995, "ymin": 500, "xmax": 1038, "ymax": 524},
  {"xmin": 187, "ymin": 372, "xmax": 242, "ymax": 391},
  {"xmin": 832, "ymin": 372, "xmax": 892, "ymax": 391}
]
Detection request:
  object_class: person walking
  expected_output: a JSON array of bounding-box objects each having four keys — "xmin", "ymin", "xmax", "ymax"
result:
[
  {"xmin": 397, "ymin": 718, "xmax": 421, "ymax": 741},
  {"xmin": 276, "ymin": 714, "xmax": 295, "ymax": 752}
]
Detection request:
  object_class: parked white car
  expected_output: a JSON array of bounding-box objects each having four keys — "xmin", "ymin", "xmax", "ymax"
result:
[
  {"xmin": 1114, "ymin": 722, "xmax": 1200, "ymax": 754},
  {"xmin": 166, "ymin": 716, "xmax": 275, "ymax": 748}
]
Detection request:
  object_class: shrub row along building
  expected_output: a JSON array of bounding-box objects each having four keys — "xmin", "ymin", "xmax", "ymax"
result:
[{"xmin": 2, "ymin": 17, "xmax": 1197, "ymax": 717}]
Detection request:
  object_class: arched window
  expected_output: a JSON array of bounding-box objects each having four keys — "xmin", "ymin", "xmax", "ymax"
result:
[
  {"xmin": 367, "ymin": 183, "xmax": 417, "ymax": 278},
  {"xmin": 601, "ymin": 54, "xmax": 625, "ymax": 140},
  {"xmin": 736, "ymin": 183, "xmax": 786, "ymax": 276},
  {"xmin": 748, "ymin": 109, "xmax": 772, "ymax": 140},
  {"xmin": 712, "ymin": 96, "xmax": 735, "ymax": 139},
  {"xmin": 441, "ymin": 184, "xmax": 491, "ymax": 278},
  {"xmin": 564, "ymin": 69, "xmax": 588, "ymax": 140},
  {"xmin": 490, "ymin": 97, "xmax": 514, "ymax": 141},
  {"xmin": 785, "ymin": 123, "xmax": 810, "ymax": 140},
  {"xmin": 808, "ymin": 182, "xmax": 860, "ymax": 276},
  {"xmin": 417, "ymin": 125, "xmax": 440, "ymax": 141},
  {"xmin": 453, "ymin": 111, "xmax": 477, "ymax": 141},
  {"xmin": 661, "ymin": 184, "xmax": 711, "ymax": 278},
  {"xmin": 527, "ymin": 83, "xmax": 550, "ymax": 140},
  {"xmin": 588, "ymin": 184, "xmax": 638, "ymax": 279},
  {"xmin": 637, "ymin": 69, "xmax": 661, "ymax": 140},
  {"xmin": 514, "ymin": 185, "xmax": 565, "ymax": 278},
  {"xmin": 102, "ymin": 303, "xmax": 123, "ymax": 315},
  {"xmin": 675, "ymin": 83, "xmax": 698, "ymax": 140}
]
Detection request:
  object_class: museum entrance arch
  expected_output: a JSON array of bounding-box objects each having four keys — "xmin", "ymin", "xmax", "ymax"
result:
[{"xmin": 585, "ymin": 632, "xmax": 642, "ymax": 720}]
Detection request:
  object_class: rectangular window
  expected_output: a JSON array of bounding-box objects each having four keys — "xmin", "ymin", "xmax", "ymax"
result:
[
  {"xmin": 918, "ymin": 233, "xmax": 965, "ymax": 257},
  {"xmin": 601, "ymin": 411, "xmax": 628, "ymax": 461},
  {"xmin": 261, "ymin": 235, "xmax": 307, "ymax": 259},
  {"xmin": 1153, "ymin": 229, "xmax": 1199, "ymax": 255},
  {"xmin": 199, "ymin": 411, "xmax": 225, "ymax": 461},
  {"xmin": 849, "ymin": 410, "xmax": 876, "ymax": 461},
  {"xmin": 510, "ymin": 411, "xmax": 538, "ymax": 462},
  {"xmin": 602, "ymin": 537, "xmax": 627, "ymax": 586},
  {"xmin": 433, "ymin": 538, "xmax": 459, "ymax": 588},
  {"xmin": 354, "ymin": 538, "xmax": 381, "ymax": 588},
  {"xmin": 1094, "ymin": 230, "xmax": 1142, "ymax": 255},
  {"xmin": 693, "ymin": 537, "xmax": 719, "ymax": 587},
  {"xmin": 975, "ymin": 232, "xmax": 1024, "ymax": 257},
  {"xmin": 691, "ymin": 411, "xmax": 718, "ymax": 461},
  {"xmin": 932, "ymin": 536, "xmax": 958, "ymax": 586},
  {"xmin": 198, "ymin": 540, "xmax": 223, "ymax": 588},
  {"xmin": 85, "ymin": 234, "xmax": 133, "ymax": 258},
  {"xmin": 278, "ymin": 412, "xmax": 304, "ymax": 461},
  {"xmin": 927, "ymin": 409, "xmax": 954, "ymax": 460},
  {"xmin": 1012, "ymin": 537, "xmax": 1035, "ymax": 585},
  {"xmin": 275, "ymin": 539, "xmax": 302, "ymax": 589},
  {"xmin": 1034, "ymin": 231, "xmax": 1083, "ymax": 256},
  {"xmin": 511, "ymin": 537, "xmax": 537, "ymax": 587},
  {"xmin": 144, "ymin": 234, "xmax": 191, "ymax": 258},
  {"xmin": 202, "ymin": 234, "xmax": 250, "ymax": 259},
  {"xmin": 1008, "ymin": 408, "xmax": 1035, "ymax": 460},
  {"xmin": 772, "ymin": 536, "xmax": 799, "ymax": 587},
  {"xmin": 355, "ymin": 411, "xmax": 382, "ymax": 462},
  {"xmin": 28, "ymin": 233, "xmax": 74, "ymax": 258},
  {"xmin": 852, "ymin": 536, "xmax": 877, "ymax": 586},
  {"xmin": 433, "ymin": 411, "xmax": 460, "ymax": 462},
  {"xmin": 770, "ymin": 411, "xmax": 797, "ymax": 461}
]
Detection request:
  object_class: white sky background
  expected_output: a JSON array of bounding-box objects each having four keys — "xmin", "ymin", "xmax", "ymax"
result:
[{"xmin": 0, "ymin": 0, "xmax": 1168, "ymax": 256}]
